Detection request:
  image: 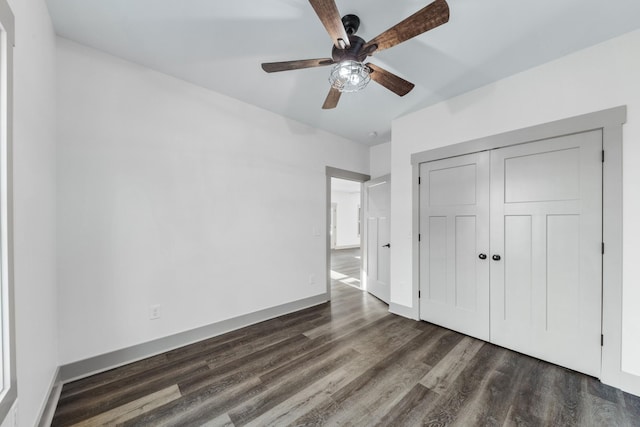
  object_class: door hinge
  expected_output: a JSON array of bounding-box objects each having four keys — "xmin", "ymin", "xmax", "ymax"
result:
[
  {"xmin": 418, "ymin": 234, "xmax": 421, "ymax": 242},
  {"xmin": 418, "ymin": 290, "xmax": 421, "ymax": 299},
  {"xmin": 601, "ymin": 334, "xmax": 604, "ymax": 346},
  {"xmin": 602, "ymin": 150, "xmax": 605, "ymax": 163},
  {"xmin": 418, "ymin": 176, "xmax": 421, "ymax": 185},
  {"xmin": 602, "ymin": 242, "xmax": 605, "ymax": 254}
]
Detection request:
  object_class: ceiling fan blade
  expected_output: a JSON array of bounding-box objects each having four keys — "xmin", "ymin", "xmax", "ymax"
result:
[
  {"xmin": 366, "ymin": 63, "xmax": 415, "ymax": 96},
  {"xmin": 261, "ymin": 58, "xmax": 334, "ymax": 73},
  {"xmin": 322, "ymin": 86, "xmax": 341, "ymax": 109},
  {"xmin": 364, "ymin": 0, "xmax": 449, "ymax": 53},
  {"xmin": 309, "ymin": 0, "xmax": 351, "ymax": 49}
]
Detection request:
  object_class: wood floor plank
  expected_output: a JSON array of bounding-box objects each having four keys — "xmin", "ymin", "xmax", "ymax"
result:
[
  {"xmin": 68, "ymin": 385, "xmax": 181, "ymax": 427},
  {"xmin": 501, "ymin": 360, "xmax": 548, "ymax": 427},
  {"xmin": 59, "ymin": 353, "xmax": 170, "ymax": 402},
  {"xmin": 195, "ymin": 312, "xmax": 329, "ymax": 368},
  {"xmin": 225, "ymin": 347, "xmax": 359, "ymax": 425},
  {"xmin": 547, "ymin": 366, "xmax": 582, "ymax": 426},
  {"xmin": 419, "ymin": 343, "xmax": 509, "ymax": 426},
  {"xmin": 453, "ymin": 349, "xmax": 537, "ymax": 426},
  {"xmin": 179, "ymin": 334, "xmax": 312, "ymax": 396},
  {"xmin": 198, "ymin": 413, "xmax": 235, "ymax": 427},
  {"xmin": 373, "ymin": 383, "xmax": 439, "ymax": 427},
  {"xmin": 121, "ymin": 376, "xmax": 265, "ymax": 426},
  {"xmin": 622, "ymin": 391, "xmax": 640, "ymax": 427},
  {"xmin": 420, "ymin": 335, "xmax": 484, "ymax": 394},
  {"xmin": 586, "ymin": 373, "xmax": 620, "ymax": 403},
  {"xmin": 52, "ymin": 249, "xmax": 640, "ymax": 426},
  {"xmin": 243, "ymin": 367, "xmax": 353, "ymax": 427},
  {"xmin": 53, "ymin": 362, "xmax": 210, "ymax": 426},
  {"xmin": 531, "ymin": 365, "xmax": 572, "ymax": 424},
  {"xmin": 579, "ymin": 392, "xmax": 628, "ymax": 427},
  {"xmin": 292, "ymin": 327, "xmax": 448, "ymax": 426},
  {"xmin": 302, "ymin": 307, "xmax": 386, "ymax": 340},
  {"xmin": 250, "ymin": 321, "xmax": 432, "ymax": 427}
]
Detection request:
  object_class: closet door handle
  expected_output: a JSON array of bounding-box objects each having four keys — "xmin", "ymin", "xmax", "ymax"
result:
[
  {"xmin": 478, "ymin": 253, "xmax": 487, "ymax": 260},
  {"xmin": 382, "ymin": 243, "xmax": 391, "ymax": 248},
  {"xmin": 492, "ymin": 254, "xmax": 501, "ymax": 261}
]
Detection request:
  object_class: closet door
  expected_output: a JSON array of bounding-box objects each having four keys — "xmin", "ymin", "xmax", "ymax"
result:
[
  {"xmin": 419, "ymin": 152, "xmax": 490, "ymax": 341},
  {"xmin": 490, "ymin": 130, "xmax": 603, "ymax": 376}
]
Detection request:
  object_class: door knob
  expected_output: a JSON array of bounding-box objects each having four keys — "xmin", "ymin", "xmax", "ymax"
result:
[
  {"xmin": 492, "ymin": 254, "xmax": 501, "ymax": 261},
  {"xmin": 382, "ymin": 243, "xmax": 391, "ymax": 248},
  {"xmin": 478, "ymin": 253, "xmax": 487, "ymax": 260}
]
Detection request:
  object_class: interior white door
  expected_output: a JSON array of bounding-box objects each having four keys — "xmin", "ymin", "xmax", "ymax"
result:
[
  {"xmin": 490, "ymin": 130, "xmax": 603, "ymax": 376},
  {"xmin": 419, "ymin": 152, "xmax": 491, "ymax": 341},
  {"xmin": 364, "ymin": 176, "xmax": 390, "ymax": 304}
]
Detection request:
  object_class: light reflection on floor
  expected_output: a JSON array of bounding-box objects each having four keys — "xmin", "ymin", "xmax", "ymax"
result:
[{"xmin": 330, "ymin": 247, "xmax": 362, "ymax": 290}]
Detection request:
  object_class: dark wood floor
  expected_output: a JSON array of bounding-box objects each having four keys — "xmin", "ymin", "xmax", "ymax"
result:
[{"xmin": 53, "ymin": 259, "xmax": 640, "ymax": 426}]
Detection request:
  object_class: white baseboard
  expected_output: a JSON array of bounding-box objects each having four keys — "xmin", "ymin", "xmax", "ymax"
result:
[
  {"xmin": 37, "ymin": 367, "xmax": 62, "ymax": 427},
  {"xmin": 333, "ymin": 245, "xmax": 360, "ymax": 250},
  {"xmin": 58, "ymin": 293, "xmax": 328, "ymax": 384}
]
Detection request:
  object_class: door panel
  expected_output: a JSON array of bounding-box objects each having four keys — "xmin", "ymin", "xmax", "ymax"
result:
[
  {"xmin": 419, "ymin": 152, "xmax": 491, "ymax": 341},
  {"xmin": 455, "ymin": 216, "xmax": 478, "ymax": 312},
  {"xmin": 364, "ymin": 177, "xmax": 390, "ymax": 304},
  {"xmin": 504, "ymin": 148, "xmax": 580, "ymax": 202},
  {"xmin": 546, "ymin": 215, "xmax": 580, "ymax": 333},
  {"xmin": 367, "ymin": 217, "xmax": 379, "ymax": 282},
  {"xmin": 490, "ymin": 130, "xmax": 602, "ymax": 377},
  {"xmin": 429, "ymin": 163, "xmax": 477, "ymax": 206},
  {"xmin": 427, "ymin": 216, "xmax": 447, "ymax": 304},
  {"xmin": 503, "ymin": 215, "xmax": 533, "ymax": 325},
  {"xmin": 378, "ymin": 216, "xmax": 390, "ymax": 289}
]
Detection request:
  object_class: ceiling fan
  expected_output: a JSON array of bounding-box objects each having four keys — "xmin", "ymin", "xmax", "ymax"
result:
[{"xmin": 261, "ymin": 0, "xmax": 450, "ymax": 109}]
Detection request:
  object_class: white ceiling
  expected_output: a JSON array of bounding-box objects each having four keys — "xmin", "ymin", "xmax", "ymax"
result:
[{"xmin": 46, "ymin": 0, "xmax": 640, "ymax": 146}]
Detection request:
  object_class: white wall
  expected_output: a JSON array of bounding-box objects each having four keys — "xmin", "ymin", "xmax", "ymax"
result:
[
  {"xmin": 391, "ymin": 29, "xmax": 640, "ymax": 387},
  {"xmin": 8, "ymin": 0, "xmax": 58, "ymax": 425},
  {"xmin": 369, "ymin": 142, "xmax": 391, "ymax": 179},
  {"xmin": 331, "ymin": 190, "xmax": 361, "ymax": 248},
  {"xmin": 56, "ymin": 38, "xmax": 369, "ymax": 364}
]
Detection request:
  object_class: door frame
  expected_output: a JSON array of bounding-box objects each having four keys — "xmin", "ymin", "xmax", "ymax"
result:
[
  {"xmin": 410, "ymin": 106, "xmax": 628, "ymax": 391},
  {"xmin": 325, "ymin": 167, "xmax": 370, "ymax": 299},
  {"xmin": 330, "ymin": 203, "xmax": 337, "ymax": 249}
]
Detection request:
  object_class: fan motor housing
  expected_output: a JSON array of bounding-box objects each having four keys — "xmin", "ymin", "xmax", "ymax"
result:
[{"xmin": 332, "ymin": 35, "xmax": 367, "ymax": 63}]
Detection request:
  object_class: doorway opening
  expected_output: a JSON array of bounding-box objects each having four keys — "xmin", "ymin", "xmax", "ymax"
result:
[
  {"xmin": 330, "ymin": 178, "xmax": 362, "ymax": 291},
  {"xmin": 325, "ymin": 167, "xmax": 370, "ymax": 300}
]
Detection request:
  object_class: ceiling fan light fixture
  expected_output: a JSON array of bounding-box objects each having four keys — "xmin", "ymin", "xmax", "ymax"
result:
[{"xmin": 329, "ymin": 60, "xmax": 371, "ymax": 93}]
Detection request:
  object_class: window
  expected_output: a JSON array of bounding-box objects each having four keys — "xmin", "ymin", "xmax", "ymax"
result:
[{"xmin": 0, "ymin": 0, "xmax": 15, "ymax": 421}]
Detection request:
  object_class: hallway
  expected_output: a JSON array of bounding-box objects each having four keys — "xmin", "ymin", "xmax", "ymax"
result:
[{"xmin": 330, "ymin": 247, "xmax": 361, "ymax": 289}]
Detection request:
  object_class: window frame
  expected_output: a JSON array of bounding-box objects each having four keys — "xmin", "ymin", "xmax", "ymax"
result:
[{"xmin": 0, "ymin": 0, "xmax": 16, "ymax": 421}]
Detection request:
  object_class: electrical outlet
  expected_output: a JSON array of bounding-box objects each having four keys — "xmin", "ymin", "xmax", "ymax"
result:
[
  {"xmin": 149, "ymin": 305, "xmax": 161, "ymax": 320},
  {"xmin": 309, "ymin": 273, "xmax": 316, "ymax": 285}
]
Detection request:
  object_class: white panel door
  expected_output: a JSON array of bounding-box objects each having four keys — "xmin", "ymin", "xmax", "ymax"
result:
[
  {"xmin": 419, "ymin": 152, "xmax": 490, "ymax": 341},
  {"xmin": 364, "ymin": 177, "xmax": 390, "ymax": 304},
  {"xmin": 490, "ymin": 130, "xmax": 603, "ymax": 376}
]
